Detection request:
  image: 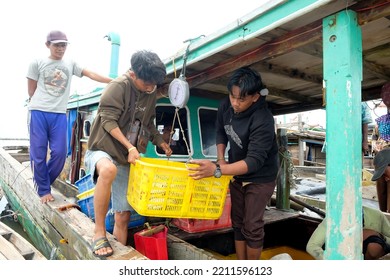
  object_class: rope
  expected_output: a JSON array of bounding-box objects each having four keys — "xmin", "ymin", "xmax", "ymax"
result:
[
  {"xmin": 0, "ymin": 209, "xmax": 19, "ymax": 221},
  {"xmin": 173, "ymin": 107, "xmax": 192, "ymax": 162},
  {"xmin": 0, "ymin": 151, "xmax": 33, "ymax": 226}
]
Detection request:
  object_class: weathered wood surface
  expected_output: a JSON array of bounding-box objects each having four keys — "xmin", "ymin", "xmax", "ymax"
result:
[
  {"xmin": 0, "ymin": 146, "xmax": 223, "ymax": 260},
  {"xmin": 167, "ymin": 233, "xmax": 217, "ymax": 260},
  {"xmin": 170, "ymin": 207, "xmax": 300, "ymax": 241},
  {"xmin": 0, "ymin": 146, "xmax": 147, "ymax": 260},
  {"xmin": 0, "ymin": 221, "xmax": 46, "ymax": 260}
]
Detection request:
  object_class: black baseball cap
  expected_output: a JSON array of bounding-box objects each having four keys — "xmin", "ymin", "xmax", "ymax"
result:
[{"xmin": 372, "ymin": 148, "xmax": 390, "ymax": 181}]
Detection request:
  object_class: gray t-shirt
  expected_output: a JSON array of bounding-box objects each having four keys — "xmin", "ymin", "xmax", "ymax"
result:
[{"xmin": 27, "ymin": 58, "xmax": 83, "ymax": 113}]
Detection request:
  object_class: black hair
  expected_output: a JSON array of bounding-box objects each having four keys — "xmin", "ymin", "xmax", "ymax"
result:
[
  {"xmin": 130, "ymin": 50, "xmax": 166, "ymax": 85},
  {"xmin": 227, "ymin": 67, "xmax": 264, "ymax": 98}
]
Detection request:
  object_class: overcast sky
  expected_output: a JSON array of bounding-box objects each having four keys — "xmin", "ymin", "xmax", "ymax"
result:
[{"xmin": 0, "ymin": 0, "xmax": 263, "ymax": 138}]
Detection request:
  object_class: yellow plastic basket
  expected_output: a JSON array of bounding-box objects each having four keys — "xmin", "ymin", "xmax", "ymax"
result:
[{"xmin": 127, "ymin": 158, "xmax": 231, "ymax": 219}]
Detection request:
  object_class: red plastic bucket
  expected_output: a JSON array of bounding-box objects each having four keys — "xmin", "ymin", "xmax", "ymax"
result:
[{"xmin": 134, "ymin": 225, "xmax": 168, "ymax": 260}]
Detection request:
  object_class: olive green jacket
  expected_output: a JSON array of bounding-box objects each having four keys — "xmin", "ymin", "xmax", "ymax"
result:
[{"xmin": 87, "ymin": 74, "xmax": 164, "ymax": 164}]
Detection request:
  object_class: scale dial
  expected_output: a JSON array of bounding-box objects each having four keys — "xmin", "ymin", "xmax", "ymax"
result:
[{"xmin": 168, "ymin": 77, "xmax": 190, "ymax": 108}]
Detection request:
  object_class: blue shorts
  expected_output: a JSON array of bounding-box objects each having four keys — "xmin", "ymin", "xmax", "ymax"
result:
[{"xmin": 84, "ymin": 150, "xmax": 133, "ymax": 212}]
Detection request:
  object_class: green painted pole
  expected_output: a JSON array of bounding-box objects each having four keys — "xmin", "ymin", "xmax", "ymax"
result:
[
  {"xmin": 105, "ymin": 32, "xmax": 121, "ymax": 79},
  {"xmin": 276, "ymin": 128, "xmax": 290, "ymax": 210},
  {"xmin": 323, "ymin": 10, "xmax": 363, "ymax": 259}
]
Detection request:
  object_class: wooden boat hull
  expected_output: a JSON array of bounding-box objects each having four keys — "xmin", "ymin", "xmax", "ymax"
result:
[
  {"xmin": 0, "ymin": 221, "xmax": 46, "ymax": 260},
  {"xmin": 0, "ymin": 144, "xmax": 322, "ymax": 260},
  {"xmin": 0, "ymin": 146, "xmax": 220, "ymax": 260}
]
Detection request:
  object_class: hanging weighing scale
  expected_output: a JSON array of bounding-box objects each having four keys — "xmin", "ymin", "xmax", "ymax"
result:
[
  {"xmin": 168, "ymin": 77, "xmax": 190, "ymax": 108},
  {"xmin": 167, "ymin": 41, "xmax": 194, "ymax": 159},
  {"xmin": 168, "ymin": 43, "xmax": 191, "ymax": 108}
]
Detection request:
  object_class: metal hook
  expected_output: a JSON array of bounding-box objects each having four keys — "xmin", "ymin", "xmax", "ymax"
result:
[{"xmin": 180, "ymin": 35, "xmax": 205, "ymax": 78}]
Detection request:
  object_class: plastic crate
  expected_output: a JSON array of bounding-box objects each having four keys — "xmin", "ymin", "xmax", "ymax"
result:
[
  {"xmin": 75, "ymin": 173, "xmax": 94, "ymax": 193},
  {"xmin": 77, "ymin": 193, "xmax": 95, "ymax": 219},
  {"xmin": 77, "ymin": 189, "xmax": 145, "ymax": 232},
  {"xmin": 172, "ymin": 193, "xmax": 231, "ymax": 233},
  {"xmin": 76, "ymin": 188, "xmax": 95, "ymax": 200},
  {"xmin": 127, "ymin": 158, "xmax": 231, "ymax": 219},
  {"xmin": 105, "ymin": 209, "xmax": 146, "ymax": 233}
]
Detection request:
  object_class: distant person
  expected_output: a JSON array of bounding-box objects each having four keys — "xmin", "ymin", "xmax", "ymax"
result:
[
  {"xmin": 188, "ymin": 67, "xmax": 278, "ymax": 260},
  {"xmin": 306, "ymin": 206, "xmax": 390, "ymax": 260},
  {"xmin": 372, "ymin": 82, "xmax": 390, "ymax": 153},
  {"xmin": 361, "ymin": 102, "xmax": 373, "ymax": 156},
  {"xmin": 85, "ymin": 50, "xmax": 172, "ymax": 258},
  {"xmin": 26, "ymin": 30, "xmax": 112, "ymax": 204},
  {"xmin": 321, "ymin": 102, "xmax": 372, "ymax": 158},
  {"xmin": 371, "ymin": 148, "xmax": 390, "ymax": 213}
]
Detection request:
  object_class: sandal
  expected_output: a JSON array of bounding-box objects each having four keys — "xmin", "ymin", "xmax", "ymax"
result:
[{"xmin": 91, "ymin": 237, "xmax": 113, "ymax": 259}]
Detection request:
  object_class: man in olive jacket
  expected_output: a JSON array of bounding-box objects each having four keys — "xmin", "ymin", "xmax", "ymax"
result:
[{"xmin": 85, "ymin": 50, "xmax": 172, "ymax": 258}]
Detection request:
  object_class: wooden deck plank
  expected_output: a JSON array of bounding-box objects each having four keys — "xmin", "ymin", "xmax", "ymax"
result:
[
  {"xmin": 0, "ymin": 146, "xmax": 147, "ymax": 260},
  {"xmin": 0, "ymin": 234, "xmax": 25, "ymax": 260},
  {"xmin": 167, "ymin": 233, "xmax": 218, "ymax": 260},
  {"xmin": 0, "ymin": 221, "xmax": 46, "ymax": 260},
  {"xmin": 170, "ymin": 207, "xmax": 300, "ymax": 240},
  {"xmin": 0, "ymin": 252, "xmax": 7, "ymax": 260},
  {"xmin": 264, "ymin": 207, "xmax": 300, "ymax": 224}
]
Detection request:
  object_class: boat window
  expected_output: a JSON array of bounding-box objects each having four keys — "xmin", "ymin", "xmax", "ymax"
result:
[
  {"xmin": 83, "ymin": 120, "xmax": 91, "ymax": 138},
  {"xmin": 199, "ymin": 108, "xmax": 230, "ymax": 158},
  {"xmin": 199, "ymin": 108, "xmax": 218, "ymax": 157},
  {"xmin": 155, "ymin": 105, "xmax": 189, "ymax": 155}
]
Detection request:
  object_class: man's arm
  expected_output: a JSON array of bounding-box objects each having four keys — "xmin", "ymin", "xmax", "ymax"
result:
[
  {"xmin": 82, "ymin": 69, "xmax": 113, "ymax": 83},
  {"xmin": 379, "ymin": 212, "xmax": 390, "ymax": 244},
  {"xmin": 362, "ymin": 102, "xmax": 372, "ymax": 154},
  {"xmin": 362, "ymin": 123, "xmax": 369, "ymax": 154},
  {"xmin": 306, "ymin": 219, "xmax": 326, "ymax": 260},
  {"xmin": 27, "ymin": 78, "xmax": 37, "ymax": 98},
  {"xmin": 109, "ymin": 126, "xmax": 139, "ymax": 164}
]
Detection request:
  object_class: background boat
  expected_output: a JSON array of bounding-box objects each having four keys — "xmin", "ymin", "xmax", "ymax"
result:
[{"xmin": 0, "ymin": 221, "xmax": 46, "ymax": 260}]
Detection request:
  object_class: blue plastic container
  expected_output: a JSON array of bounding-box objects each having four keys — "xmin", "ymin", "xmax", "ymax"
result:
[
  {"xmin": 105, "ymin": 209, "xmax": 146, "ymax": 233},
  {"xmin": 78, "ymin": 195, "xmax": 95, "ymax": 219},
  {"xmin": 77, "ymin": 193, "xmax": 145, "ymax": 232},
  {"xmin": 75, "ymin": 174, "xmax": 94, "ymax": 194}
]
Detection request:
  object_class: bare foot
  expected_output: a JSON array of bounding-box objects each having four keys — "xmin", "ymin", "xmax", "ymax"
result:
[{"xmin": 40, "ymin": 194, "xmax": 55, "ymax": 203}]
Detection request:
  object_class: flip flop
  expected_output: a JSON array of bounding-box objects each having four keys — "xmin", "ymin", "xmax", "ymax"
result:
[{"xmin": 91, "ymin": 237, "xmax": 113, "ymax": 259}]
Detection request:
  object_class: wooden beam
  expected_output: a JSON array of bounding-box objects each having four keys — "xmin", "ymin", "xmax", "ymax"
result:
[
  {"xmin": 258, "ymin": 62, "xmax": 323, "ymax": 84},
  {"xmin": 0, "ymin": 234, "xmax": 25, "ymax": 260},
  {"xmin": 268, "ymin": 87, "xmax": 320, "ymax": 104},
  {"xmin": 187, "ymin": 1, "xmax": 390, "ymax": 90},
  {"xmin": 356, "ymin": 0, "xmax": 390, "ymax": 25},
  {"xmin": 187, "ymin": 20, "xmax": 323, "ymax": 88}
]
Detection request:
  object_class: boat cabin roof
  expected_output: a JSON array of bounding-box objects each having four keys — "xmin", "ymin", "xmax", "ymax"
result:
[{"xmin": 161, "ymin": 0, "xmax": 390, "ymax": 116}]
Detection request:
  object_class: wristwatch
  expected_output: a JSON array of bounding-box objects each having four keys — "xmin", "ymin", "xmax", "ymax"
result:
[{"xmin": 214, "ymin": 163, "xmax": 222, "ymax": 178}]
